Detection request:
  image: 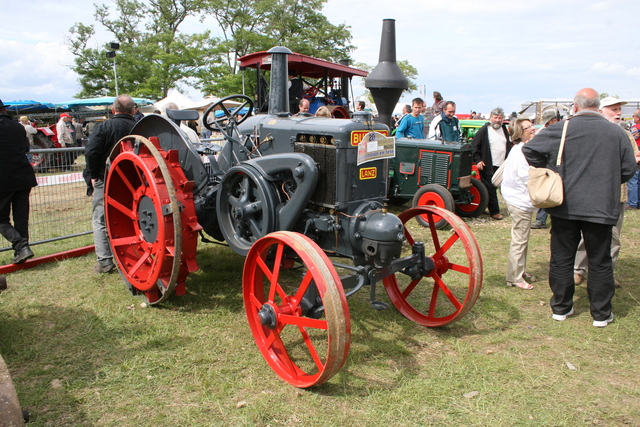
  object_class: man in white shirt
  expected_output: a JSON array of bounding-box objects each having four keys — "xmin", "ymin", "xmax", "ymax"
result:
[
  {"xmin": 56, "ymin": 113, "xmax": 74, "ymax": 147},
  {"xmin": 472, "ymin": 107, "xmax": 512, "ymax": 220}
]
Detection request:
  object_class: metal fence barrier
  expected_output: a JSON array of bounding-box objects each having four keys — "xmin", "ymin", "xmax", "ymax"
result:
[
  {"xmin": 1, "ymin": 136, "xmax": 228, "ymax": 255},
  {"xmin": 0, "ymin": 147, "xmax": 92, "ymax": 252}
]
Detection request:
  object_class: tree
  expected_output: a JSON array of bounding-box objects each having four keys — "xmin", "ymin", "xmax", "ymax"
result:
[
  {"xmin": 67, "ymin": 0, "xmax": 221, "ymax": 99},
  {"xmin": 195, "ymin": 0, "xmax": 355, "ymax": 96},
  {"xmin": 67, "ymin": 0, "xmax": 356, "ymax": 100}
]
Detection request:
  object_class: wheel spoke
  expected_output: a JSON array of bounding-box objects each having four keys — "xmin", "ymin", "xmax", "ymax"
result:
[
  {"xmin": 248, "ymin": 218, "xmax": 262, "ymax": 239},
  {"xmin": 279, "ymin": 314, "xmax": 328, "ymax": 330},
  {"xmin": 432, "ymin": 272, "xmax": 463, "ymax": 309},
  {"xmin": 299, "ymin": 325, "xmax": 325, "ymax": 372},
  {"xmin": 114, "ymin": 166, "xmax": 139, "ymax": 196},
  {"xmin": 449, "ymin": 263, "xmax": 470, "ymax": 274},
  {"xmin": 111, "ymin": 235, "xmax": 142, "ymax": 248},
  {"xmin": 435, "ymin": 232, "xmax": 460, "ymax": 257},
  {"xmin": 105, "ymin": 197, "xmax": 136, "ymax": 220},
  {"xmin": 127, "ymin": 248, "xmax": 152, "ymax": 277},
  {"xmin": 293, "ymin": 272, "xmax": 314, "ymax": 304},
  {"xmin": 400, "ymin": 278, "xmax": 420, "ymax": 299}
]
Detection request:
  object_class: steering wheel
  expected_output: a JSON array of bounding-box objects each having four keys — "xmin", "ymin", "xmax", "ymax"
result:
[
  {"xmin": 303, "ymin": 86, "xmax": 319, "ymax": 98},
  {"xmin": 202, "ymin": 94, "xmax": 254, "ymax": 133}
]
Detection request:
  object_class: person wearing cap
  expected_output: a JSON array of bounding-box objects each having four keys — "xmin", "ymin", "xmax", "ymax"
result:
[
  {"xmin": 573, "ymin": 96, "xmax": 639, "ymax": 288},
  {"xmin": 56, "ymin": 113, "xmax": 73, "ymax": 148},
  {"xmin": 530, "ymin": 109, "xmax": 560, "ymax": 229},
  {"xmin": 0, "ymin": 100, "xmax": 37, "ymax": 264},
  {"xmin": 523, "ymin": 89, "xmax": 636, "ymax": 327},
  {"xmin": 133, "ymin": 104, "xmax": 144, "ymax": 122},
  {"xmin": 85, "ymin": 94, "xmax": 137, "ymax": 274},
  {"xmin": 626, "ymin": 109, "xmax": 640, "ymax": 209},
  {"xmin": 19, "ymin": 116, "xmax": 37, "ymax": 145}
]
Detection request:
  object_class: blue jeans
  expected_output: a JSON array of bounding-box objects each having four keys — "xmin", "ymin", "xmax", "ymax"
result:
[
  {"xmin": 627, "ymin": 169, "xmax": 640, "ymax": 208},
  {"xmin": 536, "ymin": 208, "xmax": 548, "ymax": 225}
]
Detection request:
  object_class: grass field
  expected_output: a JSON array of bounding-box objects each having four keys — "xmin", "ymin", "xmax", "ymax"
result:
[{"xmin": 1, "ymin": 204, "xmax": 639, "ymax": 426}]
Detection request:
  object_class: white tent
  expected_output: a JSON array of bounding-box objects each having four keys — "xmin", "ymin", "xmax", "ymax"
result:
[
  {"xmin": 184, "ymin": 96, "xmax": 241, "ymax": 111},
  {"xmin": 144, "ymin": 89, "xmax": 195, "ymax": 113}
]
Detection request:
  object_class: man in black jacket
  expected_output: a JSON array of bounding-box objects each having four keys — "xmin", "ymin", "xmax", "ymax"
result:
[
  {"xmin": 472, "ymin": 107, "xmax": 512, "ymax": 219},
  {"xmin": 85, "ymin": 94, "xmax": 137, "ymax": 273},
  {"xmin": 0, "ymin": 100, "xmax": 37, "ymax": 264},
  {"xmin": 523, "ymin": 88, "xmax": 637, "ymax": 327}
]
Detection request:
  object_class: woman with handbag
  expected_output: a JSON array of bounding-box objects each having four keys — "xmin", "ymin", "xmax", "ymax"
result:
[{"xmin": 502, "ymin": 117, "xmax": 537, "ymax": 289}]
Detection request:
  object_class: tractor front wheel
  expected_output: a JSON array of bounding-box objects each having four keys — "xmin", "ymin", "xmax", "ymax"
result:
[
  {"xmin": 455, "ymin": 178, "xmax": 489, "ymax": 217},
  {"xmin": 243, "ymin": 231, "xmax": 351, "ymax": 388},
  {"xmin": 412, "ymin": 184, "xmax": 455, "ymax": 229},
  {"xmin": 383, "ymin": 206, "xmax": 483, "ymax": 327}
]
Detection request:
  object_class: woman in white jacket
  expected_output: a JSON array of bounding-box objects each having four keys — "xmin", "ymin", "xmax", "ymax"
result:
[{"xmin": 502, "ymin": 117, "xmax": 537, "ymax": 289}]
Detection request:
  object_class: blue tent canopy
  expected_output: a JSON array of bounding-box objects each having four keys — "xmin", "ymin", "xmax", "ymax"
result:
[
  {"xmin": 214, "ymin": 107, "xmax": 250, "ymax": 118},
  {"xmin": 55, "ymin": 96, "xmax": 155, "ymax": 109},
  {"xmin": 3, "ymin": 100, "xmax": 57, "ymax": 113}
]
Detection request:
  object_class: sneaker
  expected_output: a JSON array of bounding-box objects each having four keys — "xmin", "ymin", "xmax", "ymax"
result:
[
  {"xmin": 552, "ymin": 307, "xmax": 574, "ymax": 321},
  {"xmin": 93, "ymin": 263, "xmax": 116, "ymax": 274},
  {"xmin": 593, "ymin": 313, "xmax": 614, "ymax": 328},
  {"xmin": 574, "ymin": 273, "xmax": 584, "ymax": 285},
  {"xmin": 12, "ymin": 246, "xmax": 34, "ymax": 264},
  {"xmin": 531, "ymin": 220, "xmax": 546, "ymax": 229}
]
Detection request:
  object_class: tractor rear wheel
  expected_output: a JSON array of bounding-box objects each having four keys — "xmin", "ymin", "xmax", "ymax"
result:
[
  {"xmin": 243, "ymin": 231, "xmax": 351, "ymax": 388},
  {"xmin": 30, "ymin": 132, "xmax": 53, "ymax": 172},
  {"xmin": 455, "ymin": 178, "xmax": 489, "ymax": 217},
  {"xmin": 412, "ymin": 184, "xmax": 455, "ymax": 229},
  {"xmin": 382, "ymin": 206, "xmax": 483, "ymax": 327},
  {"xmin": 105, "ymin": 136, "xmax": 200, "ymax": 304}
]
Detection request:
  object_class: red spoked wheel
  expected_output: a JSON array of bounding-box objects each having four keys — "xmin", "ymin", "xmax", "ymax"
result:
[
  {"xmin": 105, "ymin": 135, "xmax": 200, "ymax": 304},
  {"xmin": 382, "ymin": 206, "xmax": 482, "ymax": 327},
  {"xmin": 243, "ymin": 231, "xmax": 350, "ymax": 388},
  {"xmin": 412, "ymin": 184, "xmax": 455, "ymax": 229}
]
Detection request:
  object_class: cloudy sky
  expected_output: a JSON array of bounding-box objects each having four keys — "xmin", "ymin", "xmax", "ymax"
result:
[{"xmin": 1, "ymin": 0, "xmax": 638, "ymax": 116}]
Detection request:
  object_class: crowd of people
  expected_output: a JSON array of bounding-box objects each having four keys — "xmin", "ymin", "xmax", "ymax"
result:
[{"xmin": 3, "ymin": 87, "xmax": 640, "ymax": 329}]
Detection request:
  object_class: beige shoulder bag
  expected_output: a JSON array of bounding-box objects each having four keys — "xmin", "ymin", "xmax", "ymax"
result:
[{"xmin": 527, "ymin": 120, "xmax": 568, "ymax": 208}]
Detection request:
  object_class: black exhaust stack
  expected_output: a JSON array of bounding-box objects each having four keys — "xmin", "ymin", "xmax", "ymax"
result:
[
  {"xmin": 365, "ymin": 19, "xmax": 409, "ymax": 129},
  {"xmin": 267, "ymin": 46, "xmax": 293, "ymax": 117}
]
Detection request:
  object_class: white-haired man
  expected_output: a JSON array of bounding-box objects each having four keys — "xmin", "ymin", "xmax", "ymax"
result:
[
  {"xmin": 573, "ymin": 97, "xmax": 640, "ymax": 288},
  {"xmin": 523, "ymin": 89, "xmax": 636, "ymax": 328},
  {"xmin": 472, "ymin": 107, "xmax": 512, "ymax": 220}
]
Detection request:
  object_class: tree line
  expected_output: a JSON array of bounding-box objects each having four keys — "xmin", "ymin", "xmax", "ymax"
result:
[{"xmin": 67, "ymin": 0, "xmax": 416, "ymax": 101}]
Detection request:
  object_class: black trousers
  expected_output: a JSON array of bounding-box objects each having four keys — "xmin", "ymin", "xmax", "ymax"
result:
[
  {"xmin": 0, "ymin": 189, "xmax": 32, "ymax": 251},
  {"xmin": 479, "ymin": 166, "xmax": 500, "ymax": 215},
  {"xmin": 549, "ymin": 216, "xmax": 614, "ymax": 321}
]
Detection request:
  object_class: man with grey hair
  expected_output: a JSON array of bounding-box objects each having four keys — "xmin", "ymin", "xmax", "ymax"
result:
[
  {"xmin": 472, "ymin": 107, "xmax": 512, "ymax": 220},
  {"xmin": 85, "ymin": 94, "xmax": 137, "ymax": 273},
  {"xmin": 523, "ymin": 88, "xmax": 637, "ymax": 327}
]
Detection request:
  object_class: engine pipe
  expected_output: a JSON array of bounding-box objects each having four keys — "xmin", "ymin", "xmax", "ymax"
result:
[
  {"xmin": 267, "ymin": 46, "xmax": 293, "ymax": 117},
  {"xmin": 365, "ymin": 19, "xmax": 409, "ymax": 129}
]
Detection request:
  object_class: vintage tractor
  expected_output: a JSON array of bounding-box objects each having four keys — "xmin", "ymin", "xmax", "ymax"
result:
[
  {"xmin": 103, "ymin": 19, "xmax": 483, "ymax": 388},
  {"xmin": 388, "ymin": 138, "xmax": 489, "ymax": 229}
]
